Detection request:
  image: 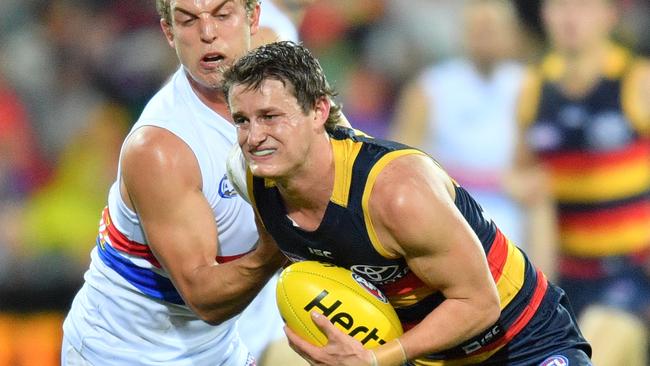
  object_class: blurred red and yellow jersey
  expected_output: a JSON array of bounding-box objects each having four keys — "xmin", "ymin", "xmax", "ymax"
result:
[{"xmin": 519, "ymin": 44, "xmax": 650, "ymax": 259}]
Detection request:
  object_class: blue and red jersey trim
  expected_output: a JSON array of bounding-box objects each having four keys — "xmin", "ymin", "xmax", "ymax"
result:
[{"xmin": 96, "ymin": 207, "xmax": 251, "ymax": 304}]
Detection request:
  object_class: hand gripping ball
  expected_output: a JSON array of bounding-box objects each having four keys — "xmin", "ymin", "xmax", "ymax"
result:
[{"xmin": 276, "ymin": 261, "xmax": 403, "ymax": 348}]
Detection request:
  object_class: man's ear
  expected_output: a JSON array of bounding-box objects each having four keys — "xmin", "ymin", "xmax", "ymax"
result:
[
  {"xmin": 313, "ymin": 97, "xmax": 331, "ymax": 129},
  {"xmin": 160, "ymin": 19, "xmax": 175, "ymax": 49},
  {"xmin": 249, "ymin": 3, "xmax": 261, "ymax": 37}
]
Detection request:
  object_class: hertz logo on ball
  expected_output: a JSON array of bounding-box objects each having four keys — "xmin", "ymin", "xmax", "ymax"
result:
[{"xmin": 276, "ymin": 261, "xmax": 403, "ymax": 348}]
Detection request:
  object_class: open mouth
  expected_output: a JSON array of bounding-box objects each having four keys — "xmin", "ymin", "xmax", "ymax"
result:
[
  {"xmin": 203, "ymin": 54, "xmax": 224, "ymax": 62},
  {"xmin": 201, "ymin": 53, "xmax": 225, "ymax": 68}
]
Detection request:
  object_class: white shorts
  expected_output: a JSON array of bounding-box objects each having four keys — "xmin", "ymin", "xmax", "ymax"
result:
[
  {"xmin": 63, "ymin": 252, "xmax": 254, "ymax": 366},
  {"xmin": 61, "ymin": 337, "xmax": 92, "ymax": 366},
  {"xmin": 62, "ymin": 336, "xmax": 256, "ymax": 366},
  {"xmin": 239, "ymin": 272, "xmax": 286, "ymax": 359}
]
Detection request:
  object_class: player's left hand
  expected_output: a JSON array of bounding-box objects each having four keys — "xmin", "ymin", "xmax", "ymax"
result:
[{"xmin": 285, "ymin": 311, "xmax": 374, "ymax": 366}]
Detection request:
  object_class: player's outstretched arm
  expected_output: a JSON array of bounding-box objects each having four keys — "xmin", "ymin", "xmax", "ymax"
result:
[
  {"xmin": 369, "ymin": 154, "xmax": 501, "ymax": 361},
  {"xmin": 121, "ymin": 126, "xmax": 285, "ymax": 325}
]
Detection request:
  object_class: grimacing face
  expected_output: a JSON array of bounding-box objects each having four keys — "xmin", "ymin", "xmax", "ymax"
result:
[
  {"xmin": 161, "ymin": 0, "xmax": 260, "ymax": 91},
  {"xmin": 229, "ymin": 78, "xmax": 328, "ymax": 180},
  {"xmin": 542, "ymin": 0, "xmax": 616, "ymax": 54}
]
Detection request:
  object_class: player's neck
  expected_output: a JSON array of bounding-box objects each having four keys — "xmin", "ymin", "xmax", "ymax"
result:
[
  {"xmin": 187, "ymin": 75, "xmax": 233, "ymax": 122},
  {"xmin": 555, "ymin": 39, "xmax": 612, "ymax": 97}
]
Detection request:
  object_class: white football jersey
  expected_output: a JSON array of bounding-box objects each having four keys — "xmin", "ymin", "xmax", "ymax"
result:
[{"xmin": 63, "ymin": 67, "xmax": 258, "ymax": 365}]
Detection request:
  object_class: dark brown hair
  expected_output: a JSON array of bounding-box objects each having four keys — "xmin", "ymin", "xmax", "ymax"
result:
[{"xmin": 223, "ymin": 41, "xmax": 343, "ymax": 130}]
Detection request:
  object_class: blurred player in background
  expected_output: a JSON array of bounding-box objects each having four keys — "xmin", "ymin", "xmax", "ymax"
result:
[
  {"xmin": 514, "ymin": 0, "xmax": 650, "ymax": 364},
  {"xmin": 224, "ymin": 41, "xmax": 592, "ymax": 366},
  {"xmin": 391, "ymin": 0, "xmax": 527, "ymax": 252},
  {"xmin": 60, "ymin": 1, "xmax": 287, "ymax": 365}
]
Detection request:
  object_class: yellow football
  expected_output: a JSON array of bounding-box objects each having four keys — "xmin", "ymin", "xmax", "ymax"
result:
[{"xmin": 276, "ymin": 261, "xmax": 403, "ymax": 348}]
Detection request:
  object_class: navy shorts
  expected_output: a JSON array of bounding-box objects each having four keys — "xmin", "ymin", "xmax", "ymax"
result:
[{"xmin": 483, "ymin": 283, "xmax": 592, "ymax": 365}]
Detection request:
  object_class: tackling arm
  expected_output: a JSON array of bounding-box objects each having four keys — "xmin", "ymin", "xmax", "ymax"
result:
[{"xmin": 121, "ymin": 126, "xmax": 285, "ymax": 325}]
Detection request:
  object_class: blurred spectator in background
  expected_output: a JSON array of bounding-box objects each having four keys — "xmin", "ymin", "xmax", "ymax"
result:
[
  {"xmin": 390, "ymin": 0, "xmax": 533, "ymax": 255},
  {"xmin": 362, "ymin": 0, "xmax": 469, "ymax": 81},
  {"xmin": 0, "ymin": 1, "xmax": 172, "ymax": 364},
  {"xmin": 0, "ymin": 68, "xmax": 55, "ymax": 366},
  {"xmin": 514, "ymin": 0, "xmax": 650, "ymax": 365},
  {"xmin": 300, "ymin": 0, "xmax": 393, "ymax": 138},
  {"xmin": 2, "ymin": 0, "xmax": 173, "ymax": 162}
]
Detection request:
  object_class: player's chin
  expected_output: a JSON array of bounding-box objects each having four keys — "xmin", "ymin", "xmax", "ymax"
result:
[
  {"xmin": 196, "ymin": 67, "xmax": 226, "ymax": 85},
  {"xmin": 249, "ymin": 168, "xmax": 276, "ymax": 179},
  {"xmin": 249, "ymin": 164, "xmax": 283, "ymax": 180},
  {"xmin": 205, "ymin": 74, "xmax": 226, "ymax": 89}
]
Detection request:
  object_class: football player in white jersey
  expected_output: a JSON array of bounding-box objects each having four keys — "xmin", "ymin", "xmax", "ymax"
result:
[
  {"xmin": 61, "ymin": 1, "xmax": 287, "ymax": 365},
  {"xmin": 390, "ymin": 0, "xmax": 530, "ymax": 257}
]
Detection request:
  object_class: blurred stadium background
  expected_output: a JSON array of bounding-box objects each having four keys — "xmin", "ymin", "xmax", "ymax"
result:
[{"xmin": 0, "ymin": 0, "xmax": 648, "ymax": 364}]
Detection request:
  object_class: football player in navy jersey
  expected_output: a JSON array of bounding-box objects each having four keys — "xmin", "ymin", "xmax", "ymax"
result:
[{"xmin": 223, "ymin": 41, "xmax": 592, "ymax": 366}]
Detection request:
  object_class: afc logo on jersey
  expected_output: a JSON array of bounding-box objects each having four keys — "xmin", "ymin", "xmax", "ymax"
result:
[
  {"xmin": 540, "ymin": 355, "xmax": 569, "ymax": 366},
  {"xmin": 351, "ymin": 273, "xmax": 388, "ymax": 303}
]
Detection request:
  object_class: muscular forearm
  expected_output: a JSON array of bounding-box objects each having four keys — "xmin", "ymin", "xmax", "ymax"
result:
[
  {"xmin": 393, "ymin": 297, "xmax": 500, "ymax": 362},
  {"xmin": 182, "ymin": 244, "xmax": 286, "ymax": 325}
]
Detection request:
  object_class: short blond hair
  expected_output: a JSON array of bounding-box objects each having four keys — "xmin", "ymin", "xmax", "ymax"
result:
[{"xmin": 155, "ymin": 0, "xmax": 259, "ymax": 25}]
